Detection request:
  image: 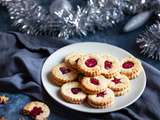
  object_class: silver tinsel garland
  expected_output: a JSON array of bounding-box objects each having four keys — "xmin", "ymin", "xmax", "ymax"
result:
[
  {"xmin": 135, "ymin": 0, "xmax": 160, "ymax": 60},
  {"xmin": 2, "ymin": 0, "xmax": 159, "ymax": 38},
  {"xmin": 4, "ymin": 0, "xmax": 64, "ymax": 36},
  {"xmin": 87, "ymin": 0, "xmax": 124, "ymax": 30},
  {"xmin": 1, "ymin": 0, "xmax": 125, "ymax": 38},
  {"xmin": 54, "ymin": 6, "xmax": 93, "ymax": 39},
  {"xmin": 1, "ymin": 0, "xmax": 160, "ymax": 60},
  {"xmin": 0, "ymin": 0, "xmax": 157, "ymax": 38},
  {"xmin": 122, "ymin": 0, "xmax": 152, "ymax": 14},
  {"xmin": 137, "ymin": 22, "xmax": 160, "ymax": 60}
]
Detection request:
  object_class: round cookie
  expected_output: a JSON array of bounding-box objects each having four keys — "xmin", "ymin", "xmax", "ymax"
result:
[
  {"xmin": 108, "ymin": 74, "xmax": 130, "ymax": 91},
  {"xmin": 64, "ymin": 52, "xmax": 84, "ymax": 69},
  {"xmin": 77, "ymin": 54, "xmax": 101, "ymax": 76},
  {"xmin": 100, "ymin": 54, "xmax": 120, "ymax": 79},
  {"xmin": 23, "ymin": 101, "xmax": 50, "ymax": 120},
  {"xmin": 114, "ymin": 85, "xmax": 130, "ymax": 96},
  {"xmin": 87, "ymin": 88, "xmax": 115, "ymax": 108},
  {"xmin": 51, "ymin": 63, "xmax": 78, "ymax": 86},
  {"xmin": 120, "ymin": 57, "xmax": 142, "ymax": 79},
  {"xmin": 80, "ymin": 75, "xmax": 110, "ymax": 94},
  {"xmin": 61, "ymin": 82, "xmax": 87, "ymax": 104}
]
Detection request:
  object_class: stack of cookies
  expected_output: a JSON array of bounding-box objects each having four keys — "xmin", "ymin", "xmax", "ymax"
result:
[{"xmin": 51, "ymin": 53, "xmax": 142, "ymax": 108}]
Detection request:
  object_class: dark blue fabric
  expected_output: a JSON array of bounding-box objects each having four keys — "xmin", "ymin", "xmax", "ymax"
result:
[{"xmin": 0, "ymin": 31, "xmax": 159, "ymax": 120}]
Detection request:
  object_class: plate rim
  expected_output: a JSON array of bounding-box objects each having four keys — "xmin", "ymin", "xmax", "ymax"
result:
[{"xmin": 41, "ymin": 42, "xmax": 147, "ymax": 113}]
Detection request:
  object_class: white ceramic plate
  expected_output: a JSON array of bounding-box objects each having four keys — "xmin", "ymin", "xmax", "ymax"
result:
[{"xmin": 41, "ymin": 42, "xmax": 146, "ymax": 113}]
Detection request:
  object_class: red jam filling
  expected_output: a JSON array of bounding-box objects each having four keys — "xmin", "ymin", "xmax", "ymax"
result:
[
  {"xmin": 29, "ymin": 107, "xmax": 43, "ymax": 118},
  {"xmin": 97, "ymin": 91, "xmax": 107, "ymax": 97},
  {"xmin": 85, "ymin": 58, "xmax": 97, "ymax": 67},
  {"xmin": 104, "ymin": 60, "xmax": 112, "ymax": 69},
  {"xmin": 122, "ymin": 61, "xmax": 134, "ymax": 69},
  {"xmin": 90, "ymin": 78, "xmax": 99, "ymax": 85},
  {"xmin": 59, "ymin": 67, "xmax": 71, "ymax": 74},
  {"xmin": 71, "ymin": 88, "xmax": 81, "ymax": 94},
  {"xmin": 112, "ymin": 77, "xmax": 121, "ymax": 84}
]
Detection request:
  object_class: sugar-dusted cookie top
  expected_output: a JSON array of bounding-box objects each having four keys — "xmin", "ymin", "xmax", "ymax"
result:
[
  {"xmin": 120, "ymin": 57, "xmax": 142, "ymax": 79},
  {"xmin": 61, "ymin": 82, "xmax": 86, "ymax": 104},
  {"xmin": 51, "ymin": 63, "xmax": 78, "ymax": 86},
  {"xmin": 81, "ymin": 75, "xmax": 110, "ymax": 94},
  {"xmin": 77, "ymin": 53, "xmax": 101, "ymax": 76}
]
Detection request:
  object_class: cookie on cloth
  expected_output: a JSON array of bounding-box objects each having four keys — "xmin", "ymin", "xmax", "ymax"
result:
[
  {"xmin": 100, "ymin": 54, "xmax": 120, "ymax": 79},
  {"xmin": 77, "ymin": 54, "xmax": 101, "ymax": 76},
  {"xmin": 23, "ymin": 101, "xmax": 50, "ymax": 120},
  {"xmin": 60, "ymin": 82, "xmax": 87, "ymax": 104},
  {"xmin": 113, "ymin": 85, "xmax": 130, "ymax": 96},
  {"xmin": 64, "ymin": 52, "xmax": 84, "ymax": 69},
  {"xmin": 0, "ymin": 95, "xmax": 9, "ymax": 104},
  {"xmin": 51, "ymin": 63, "xmax": 78, "ymax": 86},
  {"xmin": 108, "ymin": 74, "xmax": 130, "ymax": 91},
  {"xmin": 120, "ymin": 57, "xmax": 142, "ymax": 80},
  {"xmin": 87, "ymin": 88, "xmax": 115, "ymax": 108},
  {"xmin": 80, "ymin": 75, "xmax": 110, "ymax": 94}
]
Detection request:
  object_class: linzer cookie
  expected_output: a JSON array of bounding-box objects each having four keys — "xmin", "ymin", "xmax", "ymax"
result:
[
  {"xmin": 100, "ymin": 54, "xmax": 120, "ymax": 78},
  {"xmin": 77, "ymin": 54, "xmax": 101, "ymax": 76},
  {"xmin": 87, "ymin": 88, "xmax": 115, "ymax": 108},
  {"xmin": 120, "ymin": 57, "xmax": 142, "ymax": 79},
  {"xmin": 64, "ymin": 52, "xmax": 84, "ymax": 69},
  {"xmin": 23, "ymin": 101, "xmax": 50, "ymax": 120},
  {"xmin": 108, "ymin": 74, "xmax": 130, "ymax": 91},
  {"xmin": 114, "ymin": 86, "xmax": 130, "ymax": 96},
  {"xmin": 60, "ymin": 82, "xmax": 87, "ymax": 104},
  {"xmin": 51, "ymin": 63, "xmax": 78, "ymax": 86},
  {"xmin": 80, "ymin": 75, "xmax": 110, "ymax": 94}
]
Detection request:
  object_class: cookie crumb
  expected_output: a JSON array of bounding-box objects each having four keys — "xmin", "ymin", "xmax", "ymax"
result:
[
  {"xmin": 0, "ymin": 117, "xmax": 6, "ymax": 120},
  {"xmin": 0, "ymin": 96, "xmax": 9, "ymax": 104}
]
